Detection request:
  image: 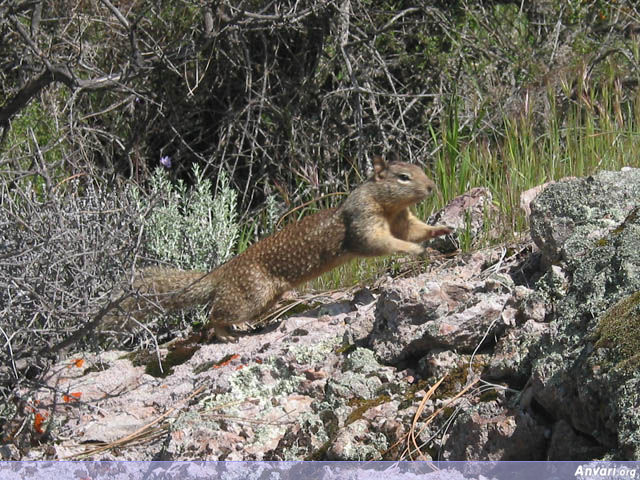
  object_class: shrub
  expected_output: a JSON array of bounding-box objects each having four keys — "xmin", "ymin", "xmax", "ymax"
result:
[{"xmin": 143, "ymin": 165, "xmax": 239, "ymax": 271}]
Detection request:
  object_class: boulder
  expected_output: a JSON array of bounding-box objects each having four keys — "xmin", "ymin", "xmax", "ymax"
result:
[
  {"xmin": 529, "ymin": 169, "xmax": 640, "ymax": 459},
  {"xmin": 529, "ymin": 169, "xmax": 640, "ymax": 266}
]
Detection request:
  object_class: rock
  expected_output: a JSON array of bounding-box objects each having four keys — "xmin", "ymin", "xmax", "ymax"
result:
[
  {"xmin": 547, "ymin": 419, "xmax": 607, "ymax": 460},
  {"xmin": 439, "ymin": 400, "xmax": 548, "ymax": 460},
  {"xmin": 486, "ymin": 319, "xmax": 548, "ymax": 384},
  {"xmin": 529, "ymin": 169, "xmax": 640, "ymax": 459},
  {"xmin": 326, "ymin": 419, "xmax": 389, "ymax": 460},
  {"xmin": 508, "ymin": 286, "xmax": 547, "ymax": 323},
  {"xmin": 418, "ymin": 349, "xmax": 460, "ymax": 378},
  {"xmin": 428, "ymin": 187, "xmax": 495, "ymax": 253},
  {"xmin": 368, "ymin": 275, "xmax": 510, "ymax": 365},
  {"xmin": 342, "ymin": 291, "xmax": 377, "ymax": 345},
  {"xmin": 0, "ymin": 444, "xmax": 20, "ymax": 461},
  {"xmin": 520, "ymin": 178, "xmax": 578, "ymax": 218},
  {"xmin": 529, "ymin": 169, "xmax": 640, "ymax": 266},
  {"xmin": 520, "ymin": 183, "xmax": 549, "ymax": 218},
  {"xmin": 82, "ymin": 411, "xmax": 153, "ymax": 443}
]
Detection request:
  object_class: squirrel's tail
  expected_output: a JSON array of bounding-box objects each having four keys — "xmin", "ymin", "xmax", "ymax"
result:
[{"xmin": 130, "ymin": 267, "xmax": 216, "ymax": 312}]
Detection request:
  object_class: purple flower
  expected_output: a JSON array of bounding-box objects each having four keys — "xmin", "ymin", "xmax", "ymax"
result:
[{"xmin": 160, "ymin": 155, "xmax": 172, "ymax": 168}]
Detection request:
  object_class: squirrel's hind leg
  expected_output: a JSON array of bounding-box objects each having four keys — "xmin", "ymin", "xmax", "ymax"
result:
[{"xmin": 206, "ymin": 323, "xmax": 239, "ymax": 343}]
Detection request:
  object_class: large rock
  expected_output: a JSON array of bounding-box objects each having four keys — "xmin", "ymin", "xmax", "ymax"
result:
[
  {"xmin": 528, "ymin": 169, "xmax": 640, "ymax": 459},
  {"xmin": 439, "ymin": 399, "xmax": 548, "ymax": 461},
  {"xmin": 529, "ymin": 168, "xmax": 640, "ymax": 266},
  {"xmin": 367, "ymin": 274, "xmax": 511, "ymax": 365}
]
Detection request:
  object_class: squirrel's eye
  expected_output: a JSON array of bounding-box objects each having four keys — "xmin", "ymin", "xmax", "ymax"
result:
[{"xmin": 398, "ymin": 173, "xmax": 411, "ymax": 182}]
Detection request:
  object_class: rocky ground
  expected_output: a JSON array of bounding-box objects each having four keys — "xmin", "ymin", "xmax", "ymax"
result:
[{"xmin": 4, "ymin": 168, "xmax": 639, "ymax": 461}]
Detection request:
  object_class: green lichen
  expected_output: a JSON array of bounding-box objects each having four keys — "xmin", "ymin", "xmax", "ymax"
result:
[
  {"xmin": 203, "ymin": 358, "xmax": 303, "ymax": 413},
  {"xmin": 342, "ymin": 348, "xmax": 380, "ymax": 374},
  {"xmin": 594, "ymin": 291, "xmax": 640, "ymax": 373},
  {"xmin": 288, "ymin": 335, "xmax": 341, "ymax": 365},
  {"xmin": 324, "ymin": 371, "xmax": 383, "ymax": 403},
  {"xmin": 280, "ymin": 415, "xmax": 330, "ymax": 460},
  {"xmin": 339, "ymin": 429, "xmax": 388, "ymax": 460}
]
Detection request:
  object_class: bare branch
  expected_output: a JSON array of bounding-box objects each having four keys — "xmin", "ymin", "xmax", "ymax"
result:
[
  {"xmin": 99, "ymin": 0, "xmax": 130, "ymax": 29},
  {"xmin": 0, "ymin": 65, "xmax": 123, "ymax": 127}
]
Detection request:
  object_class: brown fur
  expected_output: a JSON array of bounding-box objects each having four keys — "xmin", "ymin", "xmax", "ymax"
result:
[{"xmin": 122, "ymin": 155, "xmax": 453, "ymax": 341}]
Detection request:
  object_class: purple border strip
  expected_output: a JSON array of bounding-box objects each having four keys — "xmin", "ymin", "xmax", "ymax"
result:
[{"xmin": 0, "ymin": 461, "xmax": 638, "ymax": 479}]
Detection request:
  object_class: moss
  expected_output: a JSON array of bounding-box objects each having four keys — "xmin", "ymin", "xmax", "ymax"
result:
[
  {"xmin": 479, "ymin": 389, "xmax": 499, "ymax": 403},
  {"xmin": 594, "ymin": 291, "xmax": 640, "ymax": 373},
  {"xmin": 305, "ymin": 411, "xmax": 340, "ymax": 460},
  {"xmin": 441, "ymin": 406, "xmax": 457, "ymax": 422},
  {"xmin": 433, "ymin": 364, "xmax": 472, "ymax": 400},
  {"xmin": 597, "ymin": 208, "xmax": 639, "ymax": 247},
  {"xmin": 282, "ymin": 300, "xmax": 324, "ymax": 317},
  {"xmin": 144, "ymin": 343, "xmax": 198, "ymax": 378},
  {"xmin": 81, "ymin": 363, "xmax": 110, "ymax": 375},
  {"xmin": 398, "ymin": 379, "xmax": 430, "ymax": 410},
  {"xmin": 403, "ymin": 360, "xmax": 488, "ymax": 403},
  {"xmin": 193, "ymin": 360, "xmax": 216, "ymax": 375},
  {"xmin": 126, "ymin": 350, "xmax": 151, "ymax": 366},
  {"xmin": 345, "ymin": 395, "xmax": 391, "ymax": 426},
  {"xmin": 335, "ymin": 342, "xmax": 357, "ymax": 355},
  {"xmin": 306, "ymin": 438, "xmax": 334, "ymax": 461},
  {"xmin": 615, "ymin": 208, "xmax": 640, "ymax": 233},
  {"xmin": 126, "ymin": 336, "xmax": 201, "ymax": 378}
]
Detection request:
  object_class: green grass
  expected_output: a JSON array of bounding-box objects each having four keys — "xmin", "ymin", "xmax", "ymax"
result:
[{"xmin": 432, "ymin": 79, "xmax": 639, "ymax": 236}]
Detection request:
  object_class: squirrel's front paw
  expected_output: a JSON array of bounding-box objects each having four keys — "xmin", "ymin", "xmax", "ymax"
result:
[{"xmin": 430, "ymin": 224, "xmax": 455, "ymax": 238}]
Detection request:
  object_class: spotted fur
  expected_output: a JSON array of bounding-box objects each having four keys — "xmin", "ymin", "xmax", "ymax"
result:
[{"xmin": 124, "ymin": 155, "xmax": 453, "ymax": 341}]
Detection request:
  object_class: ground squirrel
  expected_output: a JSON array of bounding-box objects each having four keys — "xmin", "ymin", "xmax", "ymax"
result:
[{"xmin": 124, "ymin": 155, "xmax": 453, "ymax": 342}]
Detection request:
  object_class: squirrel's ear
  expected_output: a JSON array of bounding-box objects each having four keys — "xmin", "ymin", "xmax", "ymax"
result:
[{"xmin": 373, "ymin": 155, "xmax": 387, "ymax": 179}]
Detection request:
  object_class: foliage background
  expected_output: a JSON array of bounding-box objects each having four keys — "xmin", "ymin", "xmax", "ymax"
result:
[
  {"xmin": 3, "ymin": 0, "xmax": 639, "ymax": 208},
  {"xmin": 1, "ymin": 0, "xmax": 640, "ymax": 434}
]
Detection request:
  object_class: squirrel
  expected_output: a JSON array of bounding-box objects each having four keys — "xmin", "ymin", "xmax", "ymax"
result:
[{"xmin": 122, "ymin": 154, "xmax": 453, "ymax": 342}]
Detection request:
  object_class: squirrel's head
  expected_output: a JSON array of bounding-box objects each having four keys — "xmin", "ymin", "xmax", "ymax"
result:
[{"xmin": 372, "ymin": 154, "xmax": 436, "ymax": 207}]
